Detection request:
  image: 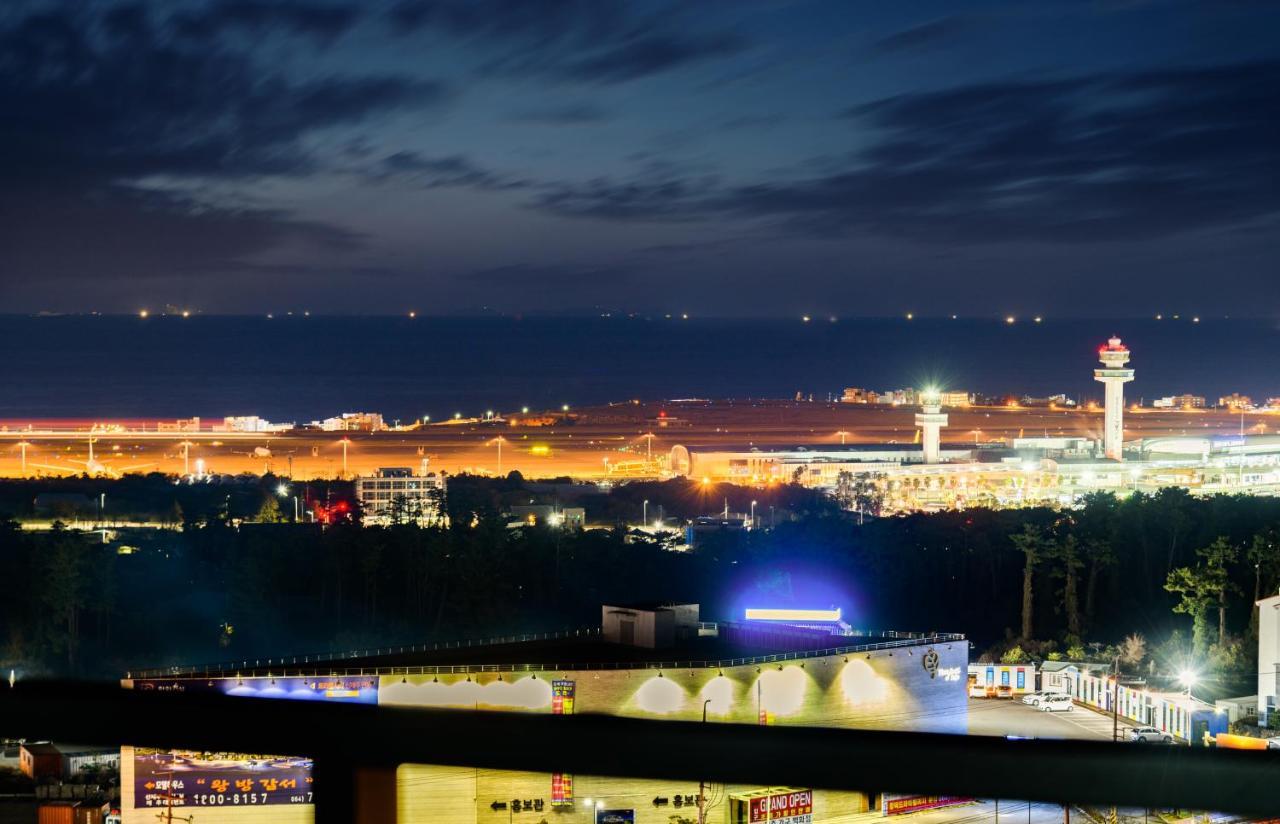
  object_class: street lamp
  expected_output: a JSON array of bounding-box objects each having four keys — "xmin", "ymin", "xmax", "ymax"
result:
[
  {"xmin": 1179, "ymin": 669, "xmax": 1198, "ymax": 698},
  {"xmin": 750, "ymin": 500, "xmax": 757, "ymax": 528},
  {"xmin": 490, "ymin": 436, "xmax": 507, "ymax": 475},
  {"xmin": 643, "ymin": 499, "xmax": 649, "ymax": 526},
  {"xmin": 338, "ymin": 437, "xmax": 352, "ymax": 478}
]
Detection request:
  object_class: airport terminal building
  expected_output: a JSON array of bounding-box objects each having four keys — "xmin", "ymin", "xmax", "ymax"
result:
[{"xmin": 122, "ymin": 605, "xmax": 970, "ymax": 823}]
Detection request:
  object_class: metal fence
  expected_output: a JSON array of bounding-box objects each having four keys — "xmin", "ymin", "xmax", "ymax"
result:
[{"xmin": 127, "ymin": 632, "xmax": 967, "ymax": 681}]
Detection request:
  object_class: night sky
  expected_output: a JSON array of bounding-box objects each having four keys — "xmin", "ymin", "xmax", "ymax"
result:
[{"xmin": 2, "ymin": 1, "xmax": 1277, "ymax": 317}]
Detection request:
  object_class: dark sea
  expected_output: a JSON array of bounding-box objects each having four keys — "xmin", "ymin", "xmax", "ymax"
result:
[{"xmin": 1, "ymin": 315, "xmax": 1278, "ymax": 421}]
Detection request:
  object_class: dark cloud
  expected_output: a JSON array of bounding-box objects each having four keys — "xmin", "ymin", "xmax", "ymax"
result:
[
  {"xmin": 388, "ymin": 0, "xmax": 745, "ymax": 83},
  {"xmin": 870, "ymin": 17, "xmax": 970, "ymax": 55},
  {"xmin": 530, "ymin": 61, "xmax": 1280, "ymax": 243},
  {"xmin": 0, "ymin": 7, "xmax": 443, "ymax": 185},
  {"xmin": 0, "ymin": 3, "xmax": 442, "ymax": 288},
  {"xmin": 554, "ymin": 32, "xmax": 744, "ymax": 83},
  {"xmin": 506, "ymin": 103, "xmax": 610, "ymax": 124},
  {"xmin": 0, "ymin": 186, "xmax": 363, "ymax": 283},
  {"xmin": 532, "ymin": 175, "xmax": 718, "ymax": 221},
  {"xmin": 168, "ymin": 1, "xmax": 362, "ymax": 43},
  {"xmin": 368, "ymin": 151, "xmax": 529, "ymax": 189}
]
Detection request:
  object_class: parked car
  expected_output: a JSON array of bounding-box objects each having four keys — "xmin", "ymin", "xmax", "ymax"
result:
[
  {"xmin": 1129, "ymin": 726, "xmax": 1173, "ymax": 743},
  {"xmin": 1021, "ymin": 691, "xmax": 1060, "ymax": 707},
  {"xmin": 1039, "ymin": 694, "xmax": 1074, "ymax": 712}
]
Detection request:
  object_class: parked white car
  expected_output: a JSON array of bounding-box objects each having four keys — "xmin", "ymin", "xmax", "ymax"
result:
[
  {"xmin": 1128, "ymin": 726, "xmax": 1173, "ymax": 743},
  {"xmin": 1021, "ymin": 691, "xmax": 1060, "ymax": 707},
  {"xmin": 1039, "ymin": 694, "xmax": 1074, "ymax": 712}
]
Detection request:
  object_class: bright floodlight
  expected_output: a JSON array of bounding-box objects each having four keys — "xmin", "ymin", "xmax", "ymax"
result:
[
  {"xmin": 1178, "ymin": 669, "xmax": 1198, "ymax": 688},
  {"xmin": 276, "ymin": 483, "xmax": 289, "ymax": 497}
]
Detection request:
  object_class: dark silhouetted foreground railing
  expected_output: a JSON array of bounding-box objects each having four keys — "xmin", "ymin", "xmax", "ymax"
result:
[{"xmin": 3, "ymin": 681, "xmax": 1278, "ymax": 824}]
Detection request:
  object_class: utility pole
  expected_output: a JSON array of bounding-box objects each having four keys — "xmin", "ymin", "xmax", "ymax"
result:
[
  {"xmin": 157, "ymin": 768, "xmax": 195, "ymax": 824},
  {"xmin": 698, "ymin": 699, "xmax": 711, "ymax": 824},
  {"xmin": 16, "ymin": 441, "xmax": 29, "ymax": 475},
  {"xmin": 1112, "ymin": 655, "xmax": 1121, "ymax": 742}
]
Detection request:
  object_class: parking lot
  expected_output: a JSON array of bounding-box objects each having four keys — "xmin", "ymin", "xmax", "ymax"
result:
[{"xmin": 967, "ymin": 697, "xmax": 1134, "ymax": 741}]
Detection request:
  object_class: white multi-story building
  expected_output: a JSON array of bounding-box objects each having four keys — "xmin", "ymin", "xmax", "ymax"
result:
[
  {"xmin": 320, "ymin": 411, "xmax": 387, "ymax": 431},
  {"xmin": 216, "ymin": 415, "xmax": 294, "ymax": 433},
  {"xmin": 1258, "ymin": 593, "xmax": 1280, "ymax": 725},
  {"xmin": 356, "ymin": 465, "xmax": 446, "ymax": 526}
]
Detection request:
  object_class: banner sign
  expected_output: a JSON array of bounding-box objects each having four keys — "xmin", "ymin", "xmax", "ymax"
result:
[
  {"xmin": 551, "ymin": 773, "xmax": 573, "ymax": 805},
  {"xmin": 134, "ymin": 749, "xmax": 312, "ymax": 808},
  {"xmin": 133, "ymin": 676, "xmax": 378, "ymax": 704},
  {"xmin": 551, "ymin": 680, "xmax": 576, "ymax": 715},
  {"xmin": 883, "ymin": 795, "xmax": 970, "ymax": 816},
  {"xmin": 748, "ymin": 790, "xmax": 812, "ymax": 824}
]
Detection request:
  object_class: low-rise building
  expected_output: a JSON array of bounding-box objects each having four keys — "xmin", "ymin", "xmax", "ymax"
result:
[
  {"xmin": 840, "ymin": 387, "xmax": 877, "ymax": 404},
  {"xmin": 1219, "ymin": 393, "xmax": 1254, "ymax": 410},
  {"xmin": 319, "ymin": 412, "xmax": 386, "ymax": 431},
  {"xmin": 1153, "ymin": 395, "xmax": 1206, "ymax": 409},
  {"xmin": 17, "ymin": 743, "xmax": 116, "ymax": 781},
  {"xmin": 155, "ymin": 417, "xmax": 200, "ymax": 432},
  {"xmin": 355, "ymin": 466, "xmax": 445, "ymax": 526},
  {"xmin": 216, "ymin": 415, "xmax": 293, "ymax": 433},
  {"xmin": 507, "ymin": 504, "xmax": 585, "ymax": 528}
]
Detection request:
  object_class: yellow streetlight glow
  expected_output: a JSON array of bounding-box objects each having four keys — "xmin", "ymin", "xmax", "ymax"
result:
[{"xmin": 139, "ymin": 309, "xmax": 149, "ymax": 318}]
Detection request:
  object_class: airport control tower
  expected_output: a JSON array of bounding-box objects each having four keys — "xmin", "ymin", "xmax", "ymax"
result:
[
  {"xmin": 915, "ymin": 389, "xmax": 948, "ymax": 464},
  {"xmin": 1094, "ymin": 337, "xmax": 1134, "ymax": 461}
]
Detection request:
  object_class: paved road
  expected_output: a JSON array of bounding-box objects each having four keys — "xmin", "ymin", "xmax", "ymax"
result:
[{"xmin": 967, "ymin": 698, "xmax": 1127, "ymax": 742}]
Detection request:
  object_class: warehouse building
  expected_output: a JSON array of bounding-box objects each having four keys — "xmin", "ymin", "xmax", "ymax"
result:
[{"xmin": 122, "ymin": 604, "xmax": 970, "ymax": 822}]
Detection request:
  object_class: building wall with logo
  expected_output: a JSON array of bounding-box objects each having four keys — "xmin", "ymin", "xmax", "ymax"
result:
[
  {"xmin": 377, "ymin": 643, "xmax": 970, "ymax": 735},
  {"xmin": 397, "ymin": 766, "xmax": 871, "ymax": 824}
]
